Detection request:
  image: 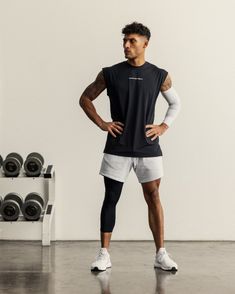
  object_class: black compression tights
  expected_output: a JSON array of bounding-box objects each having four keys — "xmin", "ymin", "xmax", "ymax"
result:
[{"xmin": 100, "ymin": 176, "xmax": 124, "ymax": 232}]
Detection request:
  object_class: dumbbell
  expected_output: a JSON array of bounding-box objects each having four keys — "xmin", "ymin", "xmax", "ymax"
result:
[
  {"xmin": 0, "ymin": 155, "xmax": 3, "ymax": 167},
  {"xmin": 24, "ymin": 152, "xmax": 44, "ymax": 177},
  {"xmin": 2, "ymin": 153, "xmax": 24, "ymax": 177},
  {"xmin": 0, "ymin": 193, "xmax": 23, "ymax": 221},
  {"xmin": 22, "ymin": 192, "xmax": 44, "ymax": 221}
]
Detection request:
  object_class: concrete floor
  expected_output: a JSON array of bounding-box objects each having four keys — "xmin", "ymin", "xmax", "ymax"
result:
[{"xmin": 0, "ymin": 241, "xmax": 234, "ymax": 294}]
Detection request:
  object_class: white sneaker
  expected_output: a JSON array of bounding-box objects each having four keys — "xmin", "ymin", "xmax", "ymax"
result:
[
  {"xmin": 91, "ymin": 248, "xmax": 112, "ymax": 271},
  {"xmin": 154, "ymin": 248, "xmax": 178, "ymax": 271}
]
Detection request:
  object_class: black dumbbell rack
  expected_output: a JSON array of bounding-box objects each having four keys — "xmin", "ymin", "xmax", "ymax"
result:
[{"xmin": 0, "ymin": 165, "xmax": 55, "ymax": 246}]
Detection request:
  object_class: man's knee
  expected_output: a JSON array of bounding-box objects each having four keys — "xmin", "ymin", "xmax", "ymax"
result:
[
  {"xmin": 148, "ymin": 186, "xmax": 160, "ymax": 199},
  {"xmin": 142, "ymin": 178, "xmax": 161, "ymax": 194},
  {"xmin": 142, "ymin": 185, "xmax": 160, "ymax": 205},
  {"xmin": 103, "ymin": 176, "xmax": 124, "ymax": 205}
]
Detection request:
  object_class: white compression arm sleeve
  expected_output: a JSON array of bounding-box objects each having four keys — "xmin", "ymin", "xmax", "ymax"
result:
[{"xmin": 161, "ymin": 86, "xmax": 181, "ymax": 127}]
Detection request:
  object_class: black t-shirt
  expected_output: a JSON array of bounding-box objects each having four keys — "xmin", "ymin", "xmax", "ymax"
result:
[{"xmin": 102, "ymin": 60, "xmax": 168, "ymax": 157}]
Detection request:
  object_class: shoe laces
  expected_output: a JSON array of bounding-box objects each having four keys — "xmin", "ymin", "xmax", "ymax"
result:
[
  {"xmin": 157, "ymin": 249, "xmax": 172, "ymax": 256},
  {"xmin": 96, "ymin": 250, "xmax": 108, "ymax": 260},
  {"xmin": 157, "ymin": 250, "xmax": 173, "ymax": 260}
]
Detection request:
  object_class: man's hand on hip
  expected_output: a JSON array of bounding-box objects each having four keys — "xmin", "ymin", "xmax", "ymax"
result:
[
  {"xmin": 100, "ymin": 121, "xmax": 125, "ymax": 138},
  {"xmin": 145, "ymin": 123, "xmax": 169, "ymax": 140}
]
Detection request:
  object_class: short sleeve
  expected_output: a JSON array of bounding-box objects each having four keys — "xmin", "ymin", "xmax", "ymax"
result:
[
  {"xmin": 102, "ymin": 67, "xmax": 111, "ymax": 97},
  {"xmin": 160, "ymin": 68, "xmax": 168, "ymax": 87}
]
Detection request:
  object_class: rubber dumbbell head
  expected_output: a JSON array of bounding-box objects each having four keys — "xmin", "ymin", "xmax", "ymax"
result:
[
  {"xmin": 0, "ymin": 193, "xmax": 23, "ymax": 221},
  {"xmin": 24, "ymin": 152, "xmax": 44, "ymax": 177},
  {"xmin": 22, "ymin": 192, "xmax": 44, "ymax": 221},
  {"xmin": 2, "ymin": 153, "xmax": 23, "ymax": 177},
  {"xmin": 0, "ymin": 155, "xmax": 3, "ymax": 167}
]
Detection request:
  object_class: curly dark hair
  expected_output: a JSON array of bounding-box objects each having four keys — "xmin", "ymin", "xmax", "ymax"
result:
[{"xmin": 122, "ymin": 21, "xmax": 151, "ymax": 40}]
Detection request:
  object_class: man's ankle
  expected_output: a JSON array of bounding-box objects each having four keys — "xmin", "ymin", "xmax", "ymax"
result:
[
  {"xmin": 156, "ymin": 247, "xmax": 165, "ymax": 254},
  {"xmin": 101, "ymin": 247, "xmax": 109, "ymax": 252}
]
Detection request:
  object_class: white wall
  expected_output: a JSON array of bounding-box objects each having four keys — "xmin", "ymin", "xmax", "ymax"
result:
[
  {"xmin": 0, "ymin": 39, "xmax": 3, "ymax": 154},
  {"xmin": 0, "ymin": 0, "xmax": 234, "ymax": 240}
]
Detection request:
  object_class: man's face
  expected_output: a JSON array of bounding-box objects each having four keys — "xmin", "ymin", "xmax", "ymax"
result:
[{"xmin": 123, "ymin": 33, "xmax": 148, "ymax": 59}]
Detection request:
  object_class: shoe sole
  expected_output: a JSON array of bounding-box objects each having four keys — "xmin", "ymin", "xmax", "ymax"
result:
[
  {"xmin": 91, "ymin": 263, "xmax": 112, "ymax": 272},
  {"xmin": 154, "ymin": 264, "xmax": 178, "ymax": 271}
]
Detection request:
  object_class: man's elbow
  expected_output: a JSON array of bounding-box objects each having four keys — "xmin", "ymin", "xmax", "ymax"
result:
[
  {"xmin": 79, "ymin": 98, "xmax": 83, "ymax": 108},
  {"xmin": 79, "ymin": 96, "xmax": 86, "ymax": 108},
  {"xmin": 171, "ymin": 96, "xmax": 181, "ymax": 111}
]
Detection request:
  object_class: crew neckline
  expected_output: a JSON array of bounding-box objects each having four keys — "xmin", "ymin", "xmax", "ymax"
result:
[{"xmin": 125, "ymin": 60, "xmax": 149, "ymax": 69}]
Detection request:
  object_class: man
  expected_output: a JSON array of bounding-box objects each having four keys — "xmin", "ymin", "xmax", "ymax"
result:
[{"xmin": 79, "ymin": 21, "xmax": 181, "ymax": 272}]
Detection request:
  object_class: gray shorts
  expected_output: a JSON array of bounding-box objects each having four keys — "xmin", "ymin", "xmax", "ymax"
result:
[{"xmin": 99, "ymin": 153, "xmax": 164, "ymax": 183}]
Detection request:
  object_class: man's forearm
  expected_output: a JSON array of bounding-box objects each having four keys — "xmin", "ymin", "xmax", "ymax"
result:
[
  {"xmin": 79, "ymin": 96, "xmax": 104, "ymax": 129},
  {"xmin": 161, "ymin": 87, "xmax": 181, "ymax": 127}
]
